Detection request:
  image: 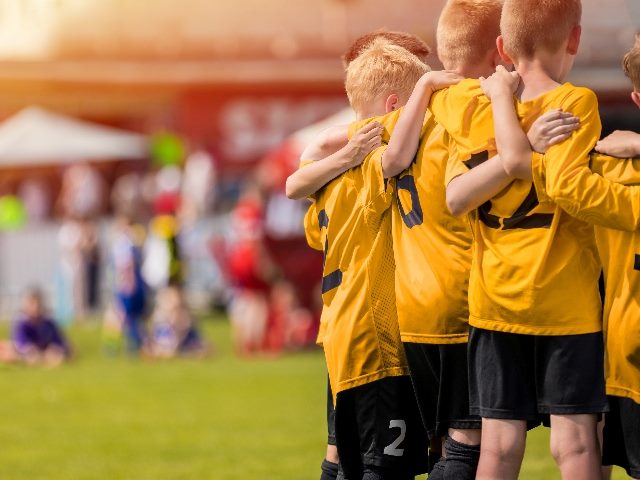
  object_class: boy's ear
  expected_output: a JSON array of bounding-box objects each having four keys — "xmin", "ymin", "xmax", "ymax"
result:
[
  {"xmin": 496, "ymin": 36, "xmax": 513, "ymax": 65},
  {"xmin": 492, "ymin": 50, "xmax": 506, "ymax": 69},
  {"xmin": 631, "ymin": 90, "xmax": 640, "ymax": 109},
  {"xmin": 567, "ymin": 25, "xmax": 581, "ymax": 55},
  {"xmin": 385, "ymin": 94, "xmax": 399, "ymax": 114}
]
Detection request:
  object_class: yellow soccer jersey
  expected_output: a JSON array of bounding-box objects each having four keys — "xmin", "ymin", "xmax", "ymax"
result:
[
  {"xmin": 302, "ymin": 131, "xmax": 408, "ymax": 397},
  {"xmin": 431, "ymin": 80, "xmax": 615, "ymax": 336},
  {"xmin": 301, "ymin": 197, "xmax": 327, "ymax": 346},
  {"xmin": 584, "ymin": 153, "xmax": 640, "ymax": 403},
  {"xmin": 350, "ymin": 108, "xmax": 472, "ymax": 344}
]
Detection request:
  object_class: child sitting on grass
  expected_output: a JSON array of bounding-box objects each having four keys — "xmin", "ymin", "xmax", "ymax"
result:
[
  {"xmin": 0, "ymin": 288, "xmax": 71, "ymax": 367},
  {"xmin": 145, "ymin": 286, "xmax": 209, "ymax": 359}
]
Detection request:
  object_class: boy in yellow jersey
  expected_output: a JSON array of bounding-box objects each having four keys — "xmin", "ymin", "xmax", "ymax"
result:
[
  {"xmin": 482, "ymin": 34, "xmax": 640, "ymax": 480},
  {"xmin": 289, "ymin": 2, "xmax": 579, "ymax": 479},
  {"xmin": 302, "ymin": 39, "xmax": 460, "ymax": 480},
  {"xmin": 573, "ymin": 37, "xmax": 640, "ymax": 480},
  {"xmin": 429, "ymin": 1, "xmax": 640, "ymax": 479},
  {"xmin": 294, "ymin": 31, "xmax": 435, "ymax": 480}
]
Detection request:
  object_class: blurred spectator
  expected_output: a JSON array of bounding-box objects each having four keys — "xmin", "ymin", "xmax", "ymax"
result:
[
  {"xmin": 142, "ymin": 166, "xmax": 184, "ymax": 289},
  {"xmin": 180, "ymin": 150, "xmax": 217, "ymax": 224},
  {"xmin": 266, "ymin": 280, "xmax": 314, "ymax": 352},
  {"xmin": 57, "ymin": 164, "xmax": 105, "ymax": 321},
  {"xmin": 58, "ymin": 217, "xmax": 100, "ymax": 321},
  {"xmin": 58, "ymin": 163, "xmax": 106, "ymax": 219},
  {"xmin": 111, "ymin": 213, "xmax": 147, "ymax": 353},
  {"xmin": 18, "ymin": 177, "xmax": 52, "ymax": 222},
  {"xmin": 111, "ymin": 172, "xmax": 147, "ymax": 223},
  {"xmin": 216, "ymin": 181, "xmax": 277, "ymax": 356},
  {"xmin": 144, "ymin": 285, "xmax": 209, "ymax": 358},
  {"xmin": 0, "ymin": 287, "xmax": 71, "ymax": 367}
]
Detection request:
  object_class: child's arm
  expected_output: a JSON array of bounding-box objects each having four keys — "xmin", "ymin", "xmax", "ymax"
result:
[
  {"xmin": 446, "ymin": 154, "xmax": 512, "ymax": 216},
  {"xmin": 446, "ymin": 110, "xmax": 580, "ymax": 216},
  {"xmin": 479, "ymin": 66, "xmax": 533, "ymax": 180},
  {"xmin": 596, "ymin": 130, "xmax": 640, "ymax": 158},
  {"xmin": 381, "ymin": 70, "xmax": 462, "ymax": 178},
  {"xmin": 285, "ymin": 123, "xmax": 382, "ymax": 200},
  {"xmin": 535, "ymin": 88, "xmax": 640, "ymax": 231}
]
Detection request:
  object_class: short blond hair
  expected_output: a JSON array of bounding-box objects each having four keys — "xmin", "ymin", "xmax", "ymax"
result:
[
  {"xmin": 437, "ymin": 0, "xmax": 503, "ymax": 68},
  {"xmin": 343, "ymin": 31, "xmax": 431, "ymax": 67},
  {"xmin": 501, "ymin": 0, "xmax": 581, "ymax": 60},
  {"xmin": 345, "ymin": 38, "xmax": 429, "ymax": 114},
  {"xmin": 623, "ymin": 35, "xmax": 640, "ymax": 90}
]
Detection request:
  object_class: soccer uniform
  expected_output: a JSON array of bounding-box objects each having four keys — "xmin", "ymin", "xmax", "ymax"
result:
[
  {"xmin": 350, "ymin": 108, "xmax": 479, "ymax": 439},
  {"xmin": 303, "ymin": 124, "xmax": 427, "ymax": 478},
  {"xmin": 548, "ymin": 153, "xmax": 640, "ymax": 476},
  {"xmin": 431, "ymin": 79, "xmax": 621, "ymax": 420}
]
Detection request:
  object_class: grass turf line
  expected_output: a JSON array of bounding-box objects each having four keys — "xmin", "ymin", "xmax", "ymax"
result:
[{"xmin": 0, "ymin": 317, "xmax": 628, "ymax": 479}]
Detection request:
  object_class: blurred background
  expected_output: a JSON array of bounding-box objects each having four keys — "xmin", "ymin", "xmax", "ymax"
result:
[{"xmin": 0, "ymin": 1, "xmax": 637, "ymax": 479}]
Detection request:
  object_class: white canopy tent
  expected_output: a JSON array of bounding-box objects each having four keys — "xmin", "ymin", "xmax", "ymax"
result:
[{"xmin": 0, "ymin": 106, "xmax": 147, "ymax": 167}]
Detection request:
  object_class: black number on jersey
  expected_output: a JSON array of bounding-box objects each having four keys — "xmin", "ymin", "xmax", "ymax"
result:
[
  {"xmin": 464, "ymin": 151, "xmax": 553, "ymax": 230},
  {"xmin": 396, "ymin": 174, "xmax": 423, "ymax": 228},
  {"xmin": 318, "ymin": 210, "xmax": 343, "ymax": 294}
]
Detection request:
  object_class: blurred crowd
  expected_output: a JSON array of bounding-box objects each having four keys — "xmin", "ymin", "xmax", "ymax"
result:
[{"xmin": 0, "ymin": 141, "xmax": 323, "ymax": 366}]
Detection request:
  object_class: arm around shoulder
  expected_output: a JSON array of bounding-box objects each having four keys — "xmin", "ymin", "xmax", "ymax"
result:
[{"xmin": 285, "ymin": 123, "xmax": 382, "ymax": 200}]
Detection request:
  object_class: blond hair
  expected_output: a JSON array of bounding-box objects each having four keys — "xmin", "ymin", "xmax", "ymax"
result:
[
  {"xmin": 343, "ymin": 30, "xmax": 431, "ymax": 67},
  {"xmin": 501, "ymin": 0, "xmax": 582, "ymax": 60},
  {"xmin": 436, "ymin": 0, "xmax": 503, "ymax": 68},
  {"xmin": 345, "ymin": 38, "xmax": 429, "ymax": 114},
  {"xmin": 623, "ymin": 35, "xmax": 640, "ymax": 90}
]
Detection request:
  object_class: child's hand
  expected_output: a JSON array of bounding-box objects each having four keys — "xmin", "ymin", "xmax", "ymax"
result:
[
  {"xmin": 527, "ymin": 109, "xmax": 580, "ymax": 153},
  {"xmin": 423, "ymin": 70, "xmax": 463, "ymax": 93},
  {"xmin": 480, "ymin": 65, "xmax": 520, "ymax": 100},
  {"xmin": 595, "ymin": 130, "xmax": 640, "ymax": 158},
  {"xmin": 346, "ymin": 122, "xmax": 383, "ymax": 167}
]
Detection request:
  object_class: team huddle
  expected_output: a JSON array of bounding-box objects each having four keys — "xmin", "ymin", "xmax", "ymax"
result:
[{"xmin": 286, "ymin": 0, "xmax": 640, "ymax": 479}]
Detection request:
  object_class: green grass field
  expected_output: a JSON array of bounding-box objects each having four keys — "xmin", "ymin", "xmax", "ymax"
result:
[{"xmin": 0, "ymin": 317, "xmax": 629, "ymax": 479}]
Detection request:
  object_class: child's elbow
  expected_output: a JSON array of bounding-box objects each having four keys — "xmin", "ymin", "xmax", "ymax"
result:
[
  {"xmin": 501, "ymin": 154, "xmax": 521, "ymax": 178},
  {"xmin": 285, "ymin": 178, "xmax": 301, "ymax": 200},
  {"xmin": 446, "ymin": 193, "xmax": 468, "ymax": 217},
  {"xmin": 382, "ymin": 151, "xmax": 408, "ymax": 178}
]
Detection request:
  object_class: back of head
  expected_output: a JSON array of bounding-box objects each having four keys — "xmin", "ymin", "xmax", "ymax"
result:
[
  {"xmin": 623, "ymin": 35, "xmax": 640, "ymax": 91},
  {"xmin": 437, "ymin": 0, "xmax": 503, "ymax": 68},
  {"xmin": 343, "ymin": 31, "xmax": 431, "ymax": 67},
  {"xmin": 345, "ymin": 38, "xmax": 429, "ymax": 115},
  {"xmin": 501, "ymin": 0, "xmax": 582, "ymax": 60},
  {"xmin": 22, "ymin": 286, "xmax": 44, "ymax": 318}
]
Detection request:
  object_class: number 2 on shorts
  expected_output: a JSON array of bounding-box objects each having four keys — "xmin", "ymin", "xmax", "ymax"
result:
[{"xmin": 383, "ymin": 419, "xmax": 406, "ymax": 457}]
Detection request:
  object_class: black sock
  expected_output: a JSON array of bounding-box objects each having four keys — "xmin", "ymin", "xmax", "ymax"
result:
[
  {"xmin": 428, "ymin": 457, "xmax": 446, "ymax": 479},
  {"xmin": 321, "ymin": 459, "xmax": 339, "ymax": 480},
  {"xmin": 442, "ymin": 435, "xmax": 480, "ymax": 480},
  {"xmin": 428, "ymin": 448, "xmax": 443, "ymax": 474},
  {"xmin": 362, "ymin": 465, "xmax": 412, "ymax": 480}
]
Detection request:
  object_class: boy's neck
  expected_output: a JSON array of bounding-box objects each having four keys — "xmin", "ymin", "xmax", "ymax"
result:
[
  {"xmin": 455, "ymin": 64, "xmax": 495, "ymax": 80},
  {"xmin": 514, "ymin": 57, "xmax": 564, "ymax": 101},
  {"xmin": 356, "ymin": 109, "xmax": 385, "ymax": 121}
]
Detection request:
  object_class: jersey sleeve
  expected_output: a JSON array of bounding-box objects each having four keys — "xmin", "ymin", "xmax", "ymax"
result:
[
  {"xmin": 541, "ymin": 88, "xmax": 640, "ymax": 231},
  {"xmin": 303, "ymin": 201, "xmax": 324, "ymax": 251},
  {"xmin": 444, "ymin": 135, "xmax": 467, "ymax": 186},
  {"xmin": 590, "ymin": 153, "xmax": 640, "ymax": 185},
  {"xmin": 429, "ymin": 79, "xmax": 496, "ymax": 161},
  {"xmin": 531, "ymin": 152, "xmax": 551, "ymax": 203},
  {"xmin": 359, "ymin": 145, "xmax": 394, "ymax": 215}
]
